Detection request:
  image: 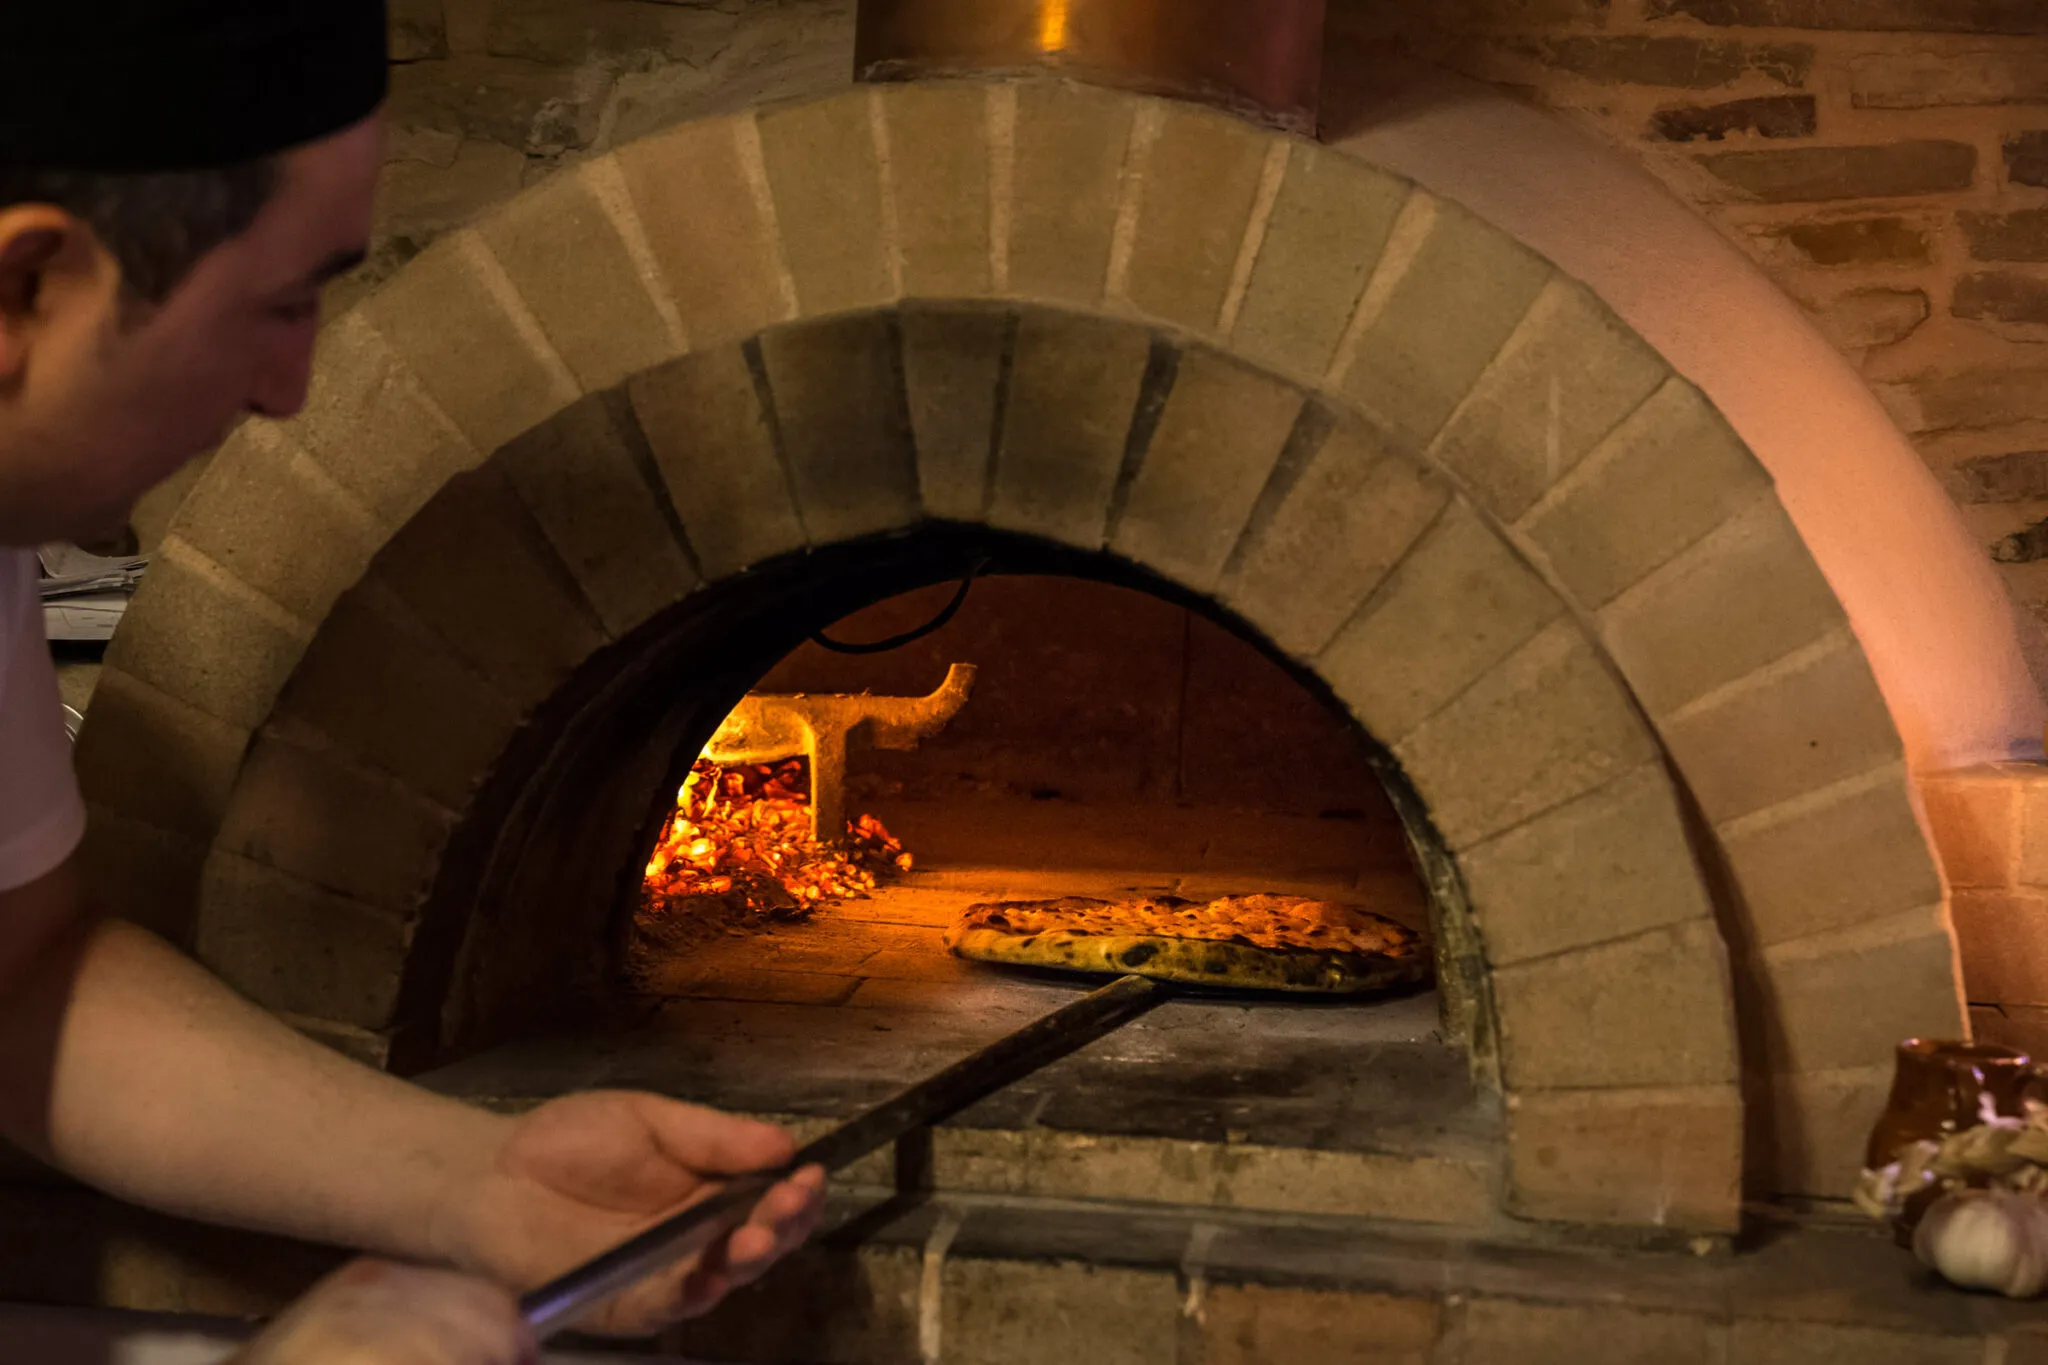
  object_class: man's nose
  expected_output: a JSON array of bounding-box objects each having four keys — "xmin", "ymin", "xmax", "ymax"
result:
[{"xmin": 247, "ymin": 338, "xmax": 317, "ymax": 420}]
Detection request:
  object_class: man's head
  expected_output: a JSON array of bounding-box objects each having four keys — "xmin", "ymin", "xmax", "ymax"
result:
[
  {"xmin": 0, "ymin": 3, "xmax": 389, "ymax": 547},
  {"xmin": 0, "ymin": 122, "xmax": 382, "ymax": 545}
]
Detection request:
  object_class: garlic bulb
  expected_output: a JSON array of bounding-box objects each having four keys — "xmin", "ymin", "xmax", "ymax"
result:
[{"xmin": 1913, "ymin": 1190, "xmax": 2048, "ymax": 1298}]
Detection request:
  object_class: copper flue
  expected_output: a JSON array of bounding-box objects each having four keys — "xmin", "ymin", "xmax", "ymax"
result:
[{"xmin": 855, "ymin": 0, "xmax": 1325, "ymax": 135}]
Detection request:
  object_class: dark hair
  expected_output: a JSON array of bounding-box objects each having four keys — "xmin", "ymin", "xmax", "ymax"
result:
[{"xmin": 0, "ymin": 159, "xmax": 279, "ymax": 303}]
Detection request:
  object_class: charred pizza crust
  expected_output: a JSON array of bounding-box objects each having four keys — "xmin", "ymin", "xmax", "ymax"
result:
[{"xmin": 943, "ymin": 894, "xmax": 1430, "ymax": 995}]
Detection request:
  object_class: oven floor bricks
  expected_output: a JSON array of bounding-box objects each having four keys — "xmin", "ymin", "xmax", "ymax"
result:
[{"xmin": 75, "ymin": 78, "xmax": 1971, "ymax": 1234}]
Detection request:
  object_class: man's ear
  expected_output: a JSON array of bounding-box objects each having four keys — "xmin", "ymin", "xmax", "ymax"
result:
[{"xmin": 0, "ymin": 205, "xmax": 89, "ymax": 382}]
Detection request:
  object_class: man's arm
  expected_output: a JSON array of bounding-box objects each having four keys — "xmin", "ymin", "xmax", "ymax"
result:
[
  {"xmin": 0, "ymin": 855, "xmax": 505, "ymax": 1256},
  {"xmin": 0, "ymin": 856, "xmax": 824, "ymax": 1332}
]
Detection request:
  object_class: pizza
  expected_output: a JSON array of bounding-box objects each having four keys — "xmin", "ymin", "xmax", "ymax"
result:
[{"xmin": 943, "ymin": 893, "xmax": 1430, "ymax": 995}]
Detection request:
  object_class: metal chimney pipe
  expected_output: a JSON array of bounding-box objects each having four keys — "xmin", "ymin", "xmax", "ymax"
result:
[{"xmin": 854, "ymin": 0, "xmax": 1326, "ymax": 136}]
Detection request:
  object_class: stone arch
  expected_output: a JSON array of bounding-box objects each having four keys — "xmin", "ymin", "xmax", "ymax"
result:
[{"xmin": 75, "ymin": 79, "xmax": 1959, "ymax": 1223}]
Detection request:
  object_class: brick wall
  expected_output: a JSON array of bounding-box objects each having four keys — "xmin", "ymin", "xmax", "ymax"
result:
[{"xmin": 1335, "ymin": 0, "xmax": 2048, "ymax": 629}]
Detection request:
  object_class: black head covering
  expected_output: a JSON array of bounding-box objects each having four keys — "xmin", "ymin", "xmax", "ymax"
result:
[{"xmin": 3, "ymin": 2, "xmax": 389, "ymax": 173}]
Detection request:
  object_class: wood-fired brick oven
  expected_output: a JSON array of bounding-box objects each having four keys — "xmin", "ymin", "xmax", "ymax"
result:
[{"xmin": 55, "ymin": 70, "xmax": 1990, "ymax": 1332}]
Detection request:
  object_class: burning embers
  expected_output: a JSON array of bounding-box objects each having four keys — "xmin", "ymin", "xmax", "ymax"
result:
[
  {"xmin": 641, "ymin": 757, "xmax": 910, "ymax": 921},
  {"xmin": 635, "ymin": 664, "xmax": 974, "ymax": 940}
]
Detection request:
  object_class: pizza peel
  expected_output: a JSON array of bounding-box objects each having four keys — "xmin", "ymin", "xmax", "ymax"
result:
[{"xmin": 519, "ymin": 971, "xmax": 1174, "ymax": 1337}]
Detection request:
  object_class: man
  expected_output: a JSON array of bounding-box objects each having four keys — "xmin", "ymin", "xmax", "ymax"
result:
[{"xmin": 0, "ymin": 3, "xmax": 824, "ymax": 1359}]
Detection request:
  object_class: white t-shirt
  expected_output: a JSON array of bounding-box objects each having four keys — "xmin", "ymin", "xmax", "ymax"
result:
[{"xmin": 0, "ymin": 549, "xmax": 86, "ymax": 891}]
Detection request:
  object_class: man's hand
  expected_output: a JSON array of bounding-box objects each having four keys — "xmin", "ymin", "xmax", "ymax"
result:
[
  {"xmin": 431, "ymin": 1091, "xmax": 827, "ymax": 1337},
  {"xmin": 229, "ymin": 1260, "xmax": 535, "ymax": 1365}
]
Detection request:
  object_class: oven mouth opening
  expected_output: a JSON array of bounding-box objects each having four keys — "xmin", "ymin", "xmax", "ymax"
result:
[{"xmin": 408, "ymin": 526, "xmax": 1499, "ymax": 1203}]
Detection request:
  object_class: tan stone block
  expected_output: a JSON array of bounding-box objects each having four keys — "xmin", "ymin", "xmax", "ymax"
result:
[
  {"xmin": 1318, "ymin": 500, "xmax": 1563, "ymax": 744},
  {"xmin": 629, "ymin": 345, "xmax": 807, "ymax": 578},
  {"xmin": 1432, "ymin": 278, "xmax": 1669, "ymax": 523},
  {"xmin": 1219, "ymin": 1144, "xmax": 1497, "ymax": 1226},
  {"xmin": 1658, "ymin": 633, "xmax": 1903, "ymax": 826},
  {"xmin": 988, "ymin": 1131, "xmax": 1217, "ymax": 1205},
  {"xmin": 668, "ymin": 1245, "xmax": 922, "ymax": 1365},
  {"xmin": 757, "ymin": 313, "xmax": 922, "ymax": 545},
  {"xmin": 357, "ymin": 229, "xmax": 579, "ymax": 453},
  {"xmin": 883, "ymin": 83, "xmax": 991, "ymax": 297},
  {"xmin": 1519, "ymin": 379, "xmax": 1772, "ymax": 610},
  {"xmin": 76, "ymin": 805, "xmax": 208, "ymax": 945},
  {"xmin": 758, "ymin": 89, "xmax": 891, "ymax": 316},
  {"xmin": 1727, "ymin": 1320, "xmax": 1979, "ymax": 1365},
  {"xmin": 900, "ymin": 304, "xmax": 1005, "ymax": 522},
  {"xmin": 1338, "ymin": 198, "xmax": 1554, "ymax": 451},
  {"xmin": 1921, "ymin": 766, "xmax": 2024, "ymax": 890},
  {"xmin": 1122, "ymin": 104, "xmax": 1270, "ymax": 334},
  {"xmin": 496, "ymin": 392, "xmax": 699, "ymax": 640},
  {"xmin": 1461, "ymin": 763, "xmax": 1715, "ymax": 968},
  {"xmin": 987, "ymin": 310, "xmax": 1151, "ymax": 550},
  {"xmin": 196, "ymin": 851, "xmax": 414, "ymax": 1030},
  {"xmin": 1111, "ymin": 348, "xmax": 1304, "ymax": 594},
  {"xmin": 172, "ymin": 423, "xmax": 381, "ymax": 626},
  {"xmin": 104, "ymin": 539, "xmax": 310, "ymax": 732},
  {"xmin": 1394, "ymin": 620, "xmax": 1659, "ymax": 847},
  {"xmin": 215, "ymin": 731, "xmax": 454, "ymax": 915},
  {"xmin": 71, "ymin": 669, "xmax": 249, "ymax": 843},
  {"xmin": 1204, "ymin": 1284, "xmax": 1440, "ymax": 1365},
  {"xmin": 1759, "ymin": 920, "xmax": 1964, "ymax": 1075},
  {"xmin": 369, "ymin": 468, "xmax": 607, "ymax": 711},
  {"xmin": 1493, "ymin": 919, "xmax": 1737, "ymax": 1091},
  {"xmin": 1232, "ymin": 148, "xmax": 1410, "ymax": 383},
  {"xmin": 1952, "ymin": 888, "xmax": 2048, "ymax": 1007},
  {"xmin": 1221, "ymin": 421, "xmax": 1448, "ymax": 659},
  {"xmin": 1600, "ymin": 498, "xmax": 1848, "ymax": 718},
  {"xmin": 2018, "ymin": 771, "xmax": 2048, "ymax": 887},
  {"xmin": 287, "ymin": 311, "xmax": 480, "ymax": 531},
  {"xmin": 1455, "ymin": 1297, "xmax": 1721, "ymax": 1364},
  {"xmin": 474, "ymin": 159, "xmax": 676, "ymax": 393},
  {"xmin": 943, "ymin": 1258, "xmax": 1179, "ymax": 1365},
  {"xmin": 274, "ymin": 591, "xmax": 523, "ymax": 810},
  {"xmin": 615, "ymin": 115, "xmax": 791, "ymax": 346},
  {"xmin": 1767, "ymin": 1065, "xmax": 1891, "ymax": 1199},
  {"xmin": 1008, "ymin": 80, "xmax": 1133, "ymax": 305},
  {"xmin": 1506, "ymin": 1084, "xmax": 1743, "ymax": 1231},
  {"xmin": 1720, "ymin": 769, "xmax": 1945, "ymax": 948}
]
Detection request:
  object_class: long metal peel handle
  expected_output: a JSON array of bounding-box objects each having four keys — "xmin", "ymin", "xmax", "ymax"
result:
[
  {"xmin": 519, "ymin": 1170, "xmax": 790, "ymax": 1336},
  {"xmin": 517, "ymin": 972, "xmax": 1171, "ymax": 1338}
]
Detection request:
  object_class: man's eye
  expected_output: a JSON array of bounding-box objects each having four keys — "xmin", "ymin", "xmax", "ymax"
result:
[{"xmin": 269, "ymin": 298, "xmax": 320, "ymax": 323}]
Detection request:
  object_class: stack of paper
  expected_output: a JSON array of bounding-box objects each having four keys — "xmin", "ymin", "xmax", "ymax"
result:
[{"xmin": 38, "ymin": 544, "xmax": 149, "ymax": 643}]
